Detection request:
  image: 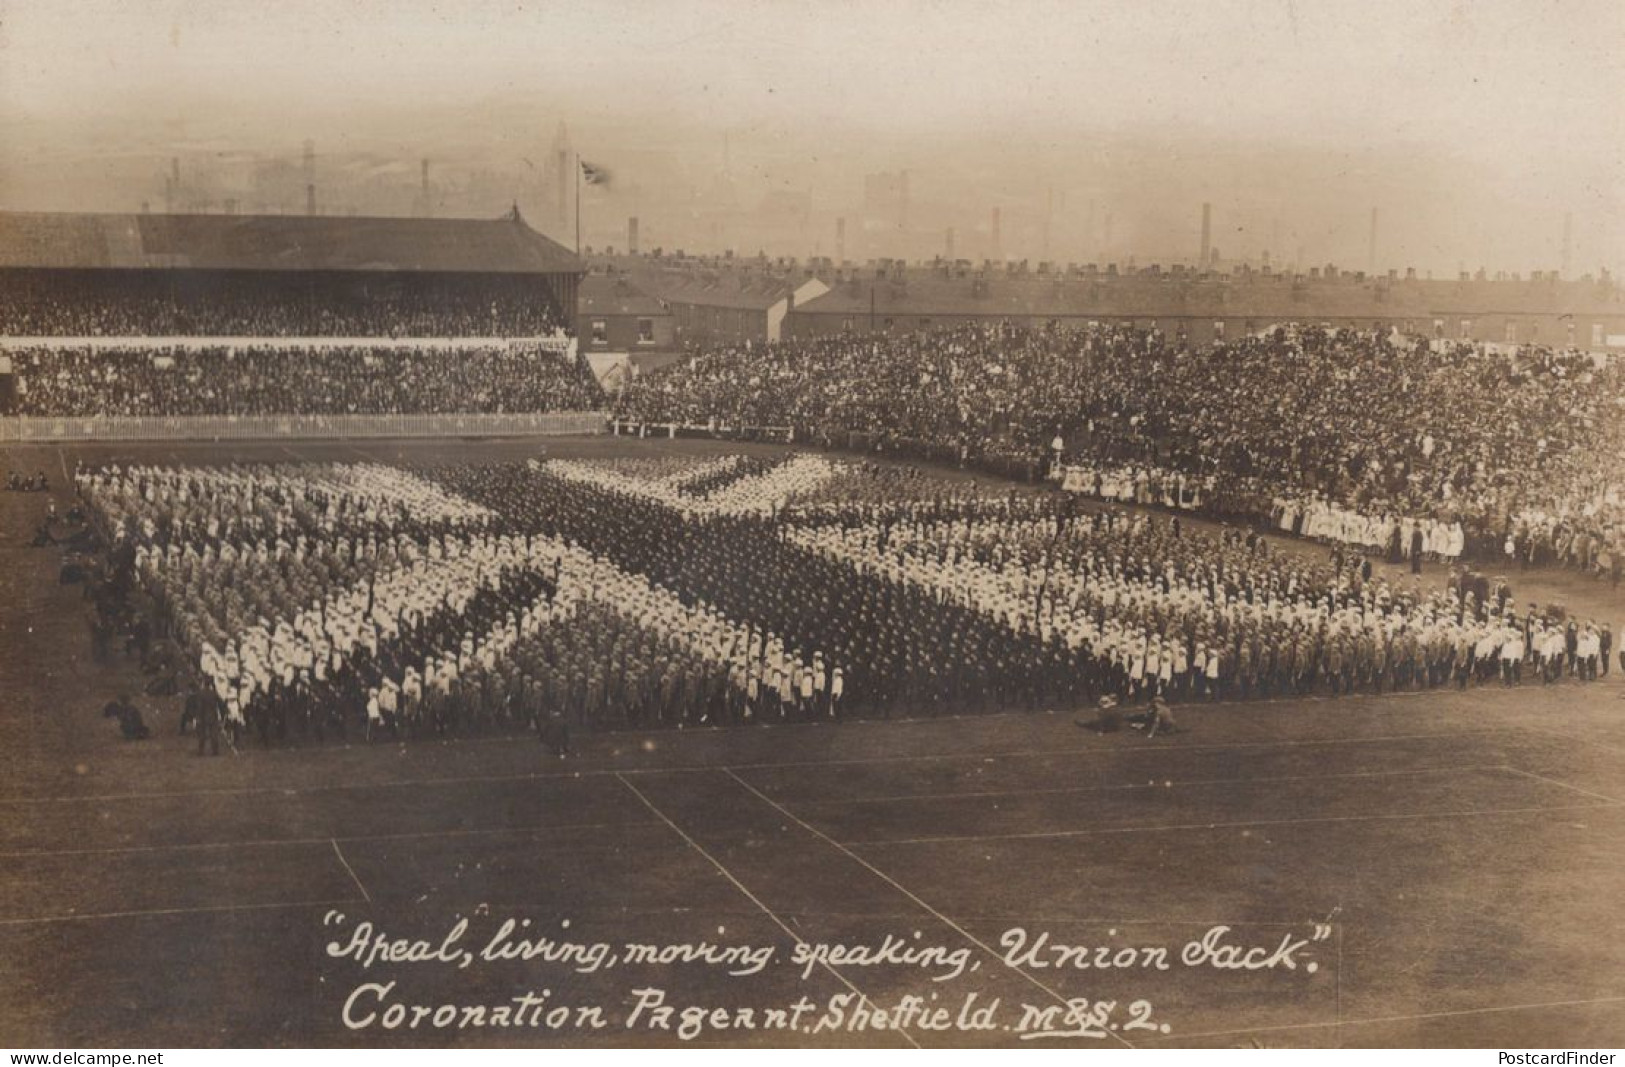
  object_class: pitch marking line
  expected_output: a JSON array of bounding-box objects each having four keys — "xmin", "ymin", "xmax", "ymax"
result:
[
  {"xmin": 0, "ymin": 727, "xmax": 1520, "ymax": 807},
  {"xmin": 330, "ymin": 838, "xmax": 372, "ymax": 904},
  {"xmin": 770, "ymin": 764, "xmax": 1508, "ymax": 808},
  {"xmin": 0, "ymin": 818, "xmax": 668, "ymax": 860},
  {"xmin": 1515, "ymin": 720, "xmax": 1625, "ymax": 758},
  {"xmin": 714, "ymin": 726, "xmax": 1515, "ymax": 773},
  {"xmin": 724, "ymin": 768, "xmax": 1136, "ymax": 1049},
  {"xmin": 613, "ymin": 773, "xmax": 922, "ymax": 1048},
  {"xmin": 0, "ymin": 897, "xmax": 362, "ymax": 928},
  {"xmin": 850, "ymin": 801, "xmax": 1624, "ymax": 848},
  {"xmin": 1498, "ymin": 764, "xmax": 1622, "ymax": 804},
  {"xmin": 0, "ymin": 767, "xmax": 649, "ymax": 805}
]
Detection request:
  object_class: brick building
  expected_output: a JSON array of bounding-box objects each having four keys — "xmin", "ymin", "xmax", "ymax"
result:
[
  {"xmin": 780, "ymin": 263, "xmax": 1625, "ymax": 349},
  {"xmin": 589, "ymin": 253, "xmax": 828, "ymax": 346}
]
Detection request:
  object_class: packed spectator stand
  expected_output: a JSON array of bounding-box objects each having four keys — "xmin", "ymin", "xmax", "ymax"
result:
[
  {"xmin": 0, "ymin": 269, "xmax": 609, "ymax": 419},
  {"xmin": 0, "ymin": 227, "xmax": 572, "ymax": 338},
  {"xmin": 617, "ymin": 323, "xmax": 1625, "ymax": 579},
  {"xmin": 8, "ymin": 343, "xmax": 602, "ymax": 417}
]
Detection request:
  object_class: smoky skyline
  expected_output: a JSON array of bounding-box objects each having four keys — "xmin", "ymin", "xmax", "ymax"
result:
[{"xmin": 1, "ymin": 0, "xmax": 1620, "ymax": 276}]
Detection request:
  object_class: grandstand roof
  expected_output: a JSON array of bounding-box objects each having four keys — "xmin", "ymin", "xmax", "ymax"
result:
[{"xmin": 0, "ymin": 209, "xmax": 583, "ymax": 275}]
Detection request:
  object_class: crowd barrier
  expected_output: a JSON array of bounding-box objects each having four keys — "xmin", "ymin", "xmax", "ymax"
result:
[
  {"xmin": 611, "ymin": 420, "xmax": 797, "ymax": 444},
  {"xmin": 611, "ymin": 420, "xmax": 1044, "ymax": 482},
  {"xmin": 0, "ymin": 411, "xmax": 607, "ymax": 442}
]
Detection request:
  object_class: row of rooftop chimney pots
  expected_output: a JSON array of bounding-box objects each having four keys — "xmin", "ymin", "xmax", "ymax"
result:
[{"xmin": 589, "ymin": 250, "xmax": 1616, "ymax": 290}]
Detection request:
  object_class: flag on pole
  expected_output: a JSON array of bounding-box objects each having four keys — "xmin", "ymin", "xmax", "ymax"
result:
[{"xmin": 580, "ymin": 161, "xmax": 612, "ymax": 187}]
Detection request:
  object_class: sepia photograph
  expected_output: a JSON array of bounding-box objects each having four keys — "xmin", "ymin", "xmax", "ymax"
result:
[{"xmin": 0, "ymin": 0, "xmax": 1621, "ymax": 1053}]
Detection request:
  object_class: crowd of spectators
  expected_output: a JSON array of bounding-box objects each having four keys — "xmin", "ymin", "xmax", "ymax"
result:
[
  {"xmin": 0, "ymin": 274, "xmax": 567, "ymax": 338},
  {"xmin": 617, "ymin": 323, "xmax": 1625, "ymax": 576},
  {"xmin": 7, "ymin": 342, "xmax": 604, "ymax": 417}
]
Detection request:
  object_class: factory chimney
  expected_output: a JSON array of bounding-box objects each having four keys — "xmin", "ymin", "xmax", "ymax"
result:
[
  {"xmin": 303, "ymin": 140, "xmax": 317, "ymax": 216},
  {"xmin": 1200, "ymin": 202, "xmax": 1212, "ymax": 270}
]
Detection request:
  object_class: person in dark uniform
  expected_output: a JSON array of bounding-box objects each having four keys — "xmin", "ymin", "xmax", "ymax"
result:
[
  {"xmin": 102, "ymin": 692, "xmax": 150, "ymax": 740},
  {"xmin": 1145, "ymin": 693, "xmax": 1180, "ymax": 737},
  {"xmin": 179, "ymin": 680, "xmax": 204, "ymax": 735},
  {"xmin": 196, "ymin": 687, "xmax": 223, "ymax": 756},
  {"xmin": 88, "ymin": 606, "xmax": 112, "ymax": 663},
  {"xmin": 1076, "ymin": 694, "xmax": 1122, "ymax": 733},
  {"xmin": 538, "ymin": 704, "xmax": 570, "ymax": 758}
]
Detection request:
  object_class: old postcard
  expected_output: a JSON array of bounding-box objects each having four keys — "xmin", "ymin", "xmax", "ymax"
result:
[{"xmin": 0, "ymin": 0, "xmax": 1621, "ymax": 1052}]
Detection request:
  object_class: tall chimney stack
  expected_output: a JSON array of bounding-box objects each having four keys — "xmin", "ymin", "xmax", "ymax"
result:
[
  {"xmin": 836, "ymin": 217, "xmax": 846, "ymax": 264},
  {"xmin": 1562, "ymin": 212, "xmax": 1573, "ymax": 278},
  {"xmin": 628, "ymin": 216, "xmax": 640, "ymax": 255},
  {"xmin": 991, "ymin": 206, "xmax": 1002, "ymax": 263},
  {"xmin": 303, "ymin": 140, "xmax": 316, "ymax": 216},
  {"xmin": 1200, "ymin": 202, "xmax": 1212, "ymax": 270}
]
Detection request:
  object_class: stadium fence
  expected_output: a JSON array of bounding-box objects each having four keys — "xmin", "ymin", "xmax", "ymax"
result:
[{"xmin": 610, "ymin": 420, "xmax": 1043, "ymax": 482}]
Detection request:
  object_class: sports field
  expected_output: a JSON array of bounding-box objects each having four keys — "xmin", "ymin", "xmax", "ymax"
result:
[{"xmin": 2, "ymin": 436, "xmax": 1622, "ymax": 1048}]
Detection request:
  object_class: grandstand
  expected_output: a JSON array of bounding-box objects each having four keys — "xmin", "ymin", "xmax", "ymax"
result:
[
  {"xmin": 0, "ymin": 207, "xmax": 582, "ymax": 335},
  {"xmin": 0, "ymin": 209, "xmax": 602, "ymax": 439}
]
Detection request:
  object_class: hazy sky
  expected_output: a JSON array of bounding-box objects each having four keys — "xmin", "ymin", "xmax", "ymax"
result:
[{"xmin": 1, "ymin": 0, "xmax": 1620, "ymax": 272}]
